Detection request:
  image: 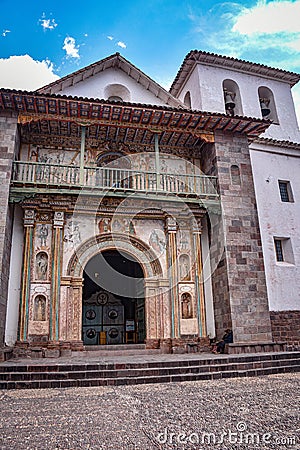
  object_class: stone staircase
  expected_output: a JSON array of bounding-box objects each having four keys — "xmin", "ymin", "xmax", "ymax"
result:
[
  {"xmin": 0, "ymin": 351, "xmax": 299, "ymax": 390},
  {"xmin": 79, "ymin": 344, "xmax": 161, "ymax": 357}
]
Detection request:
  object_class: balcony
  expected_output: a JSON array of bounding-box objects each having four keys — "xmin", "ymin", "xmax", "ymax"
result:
[{"xmin": 10, "ymin": 161, "xmax": 219, "ymax": 203}]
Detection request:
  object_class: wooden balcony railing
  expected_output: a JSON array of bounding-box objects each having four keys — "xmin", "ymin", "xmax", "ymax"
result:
[{"xmin": 11, "ymin": 161, "xmax": 219, "ymax": 199}]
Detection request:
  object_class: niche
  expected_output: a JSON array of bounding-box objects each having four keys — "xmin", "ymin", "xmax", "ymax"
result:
[
  {"xmin": 181, "ymin": 293, "xmax": 192, "ymax": 319},
  {"xmin": 34, "ymin": 295, "xmax": 46, "ymax": 321},
  {"xmin": 179, "ymin": 254, "xmax": 191, "ymax": 280},
  {"xmin": 230, "ymin": 164, "xmax": 241, "ymax": 185},
  {"xmin": 36, "ymin": 252, "xmax": 48, "ymax": 280}
]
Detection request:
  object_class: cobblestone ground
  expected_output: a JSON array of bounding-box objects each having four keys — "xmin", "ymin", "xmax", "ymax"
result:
[{"xmin": 0, "ymin": 373, "xmax": 299, "ymax": 450}]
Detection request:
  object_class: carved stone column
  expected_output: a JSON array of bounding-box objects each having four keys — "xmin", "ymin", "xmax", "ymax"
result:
[
  {"xmin": 144, "ymin": 278, "xmax": 160, "ymax": 348},
  {"xmin": 192, "ymin": 217, "xmax": 207, "ymax": 337},
  {"xmin": 19, "ymin": 209, "xmax": 35, "ymax": 342},
  {"xmin": 50, "ymin": 211, "xmax": 64, "ymax": 342},
  {"xmin": 166, "ymin": 216, "xmax": 179, "ymax": 338}
]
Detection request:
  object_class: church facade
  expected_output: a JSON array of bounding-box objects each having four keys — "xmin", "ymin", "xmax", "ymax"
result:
[{"xmin": 0, "ymin": 51, "xmax": 299, "ymax": 358}]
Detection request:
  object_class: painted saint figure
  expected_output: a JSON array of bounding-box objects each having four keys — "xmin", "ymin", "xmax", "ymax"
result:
[
  {"xmin": 181, "ymin": 293, "xmax": 192, "ymax": 319},
  {"xmin": 34, "ymin": 295, "xmax": 46, "ymax": 321},
  {"xmin": 36, "ymin": 252, "xmax": 48, "ymax": 280},
  {"xmin": 38, "ymin": 225, "xmax": 48, "ymax": 247}
]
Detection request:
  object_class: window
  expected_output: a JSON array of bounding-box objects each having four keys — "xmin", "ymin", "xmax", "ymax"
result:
[
  {"xmin": 273, "ymin": 237, "xmax": 294, "ymax": 264},
  {"xmin": 274, "ymin": 239, "xmax": 284, "ymax": 262},
  {"xmin": 278, "ymin": 180, "xmax": 294, "ymax": 202},
  {"xmin": 108, "ymin": 95, "xmax": 123, "ymax": 102}
]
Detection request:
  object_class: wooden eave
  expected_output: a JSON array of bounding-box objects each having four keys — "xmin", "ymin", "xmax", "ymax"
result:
[{"xmin": 0, "ymin": 88, "xmax": 271, "ymax": 145}]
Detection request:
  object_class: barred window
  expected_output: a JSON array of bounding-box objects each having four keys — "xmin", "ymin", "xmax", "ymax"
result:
[
  {"xmin": 278, "ymin": 181, "xmax": 293, "ymax": 202},
  {"xmin": 274, "ymin": 239, "xmax": 284, "ymax": 262}
]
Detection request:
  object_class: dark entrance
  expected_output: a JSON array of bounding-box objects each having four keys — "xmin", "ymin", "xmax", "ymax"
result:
[{"xmin": 82, "ymin": 250, "xmax": 145, "ymax": 345}]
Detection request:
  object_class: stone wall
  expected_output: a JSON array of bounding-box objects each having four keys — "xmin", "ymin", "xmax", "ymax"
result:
[
  {"xmin": 0, "ymin": 111, "xmax": 19, "ymax": 347},
  {"xmin": 270, "ymin": 311, "xmax": 300, "ymax": 348},
  {"xmin": 202, "ymin": 132, "xmax": 272, "ymax": 343},
  {"xmin": 201, "ymin": 143, "xmax": 232, "ymax": 339}
]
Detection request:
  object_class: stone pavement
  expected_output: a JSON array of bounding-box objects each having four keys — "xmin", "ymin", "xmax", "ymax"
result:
[{"xmin": 0, "ymin": 372, "xmax": 299, "ymax": 449}]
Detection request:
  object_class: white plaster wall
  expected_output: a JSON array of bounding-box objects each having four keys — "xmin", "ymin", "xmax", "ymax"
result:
[
  {"xmin": 59, "ymin": 68, "xmax": 167, "ymax": 106},
  {"xmin": 250, "ymin": 146, "xmax": 300, "ymax": 311},
  {"xmin": 180, "ymin": 63, "xmax": 300, "ymax": 142},
  {"xmin": 177, "ymin": 68, "xmax": 202, "ymax": 109},
  {"xmin": 5, "ymin": 205, "xmax": 23, "ymax": 346}
]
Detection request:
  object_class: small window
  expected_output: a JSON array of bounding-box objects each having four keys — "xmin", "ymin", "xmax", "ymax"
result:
[
  {"xmin": 108, "ymin": 95, "xmax": 123, "ymax": 102},
  {"xmin": 274, "ymin": 239, "xmax": 284, "ymax": 262},
  {"xmin": 274, "ymin": 237, "xmax": 294, "ymax": 264},
  {"xmin": 278, "ymin": 181, "xmax": 294, "ymax": 202}
]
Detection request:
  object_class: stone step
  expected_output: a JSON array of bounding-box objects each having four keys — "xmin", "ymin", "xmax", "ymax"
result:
[
  {"xmin": 0, "ymin": 363, "xmax": 299, "ymax": 390},
  {"xmin": 74, "ymin": 348, "xmax": 161, "ymax": 357},
  {"xmin": 1, "ymin": 357, "xmax": 300, "ymax": 382},
  {"xmin": 1, "ymin": 351, "xmax": 299, "ymax": 373},
  {"xmin": 0, "ymin": 353, "xmax": 299, "ymax": 389},
  {"xmin": 83, "ymin": 344, "xmax": 147, "ymax": 351}
]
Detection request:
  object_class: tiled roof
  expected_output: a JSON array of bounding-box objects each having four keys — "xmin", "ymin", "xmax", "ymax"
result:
[{"xmin": 170, "ymin": 50, "xmax": 300, "ymax": 96}]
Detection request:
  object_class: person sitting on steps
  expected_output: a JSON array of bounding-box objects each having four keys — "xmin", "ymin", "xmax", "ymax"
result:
[{"xmin": 212, "ymin": 328, "xmax": 233, "ymax": 354}]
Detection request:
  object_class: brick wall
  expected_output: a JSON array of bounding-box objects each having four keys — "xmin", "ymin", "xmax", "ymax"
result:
[
  {"xmin": 0, "ymin": 111, "xmax": 19, "ymax": 347},
  {"xmin": 202, "ymin": 132, "xmax": 272, "ymax": 343},
  {"xmin": 270, "ymin": 311, "xmax": 300, "ymax": 347}
]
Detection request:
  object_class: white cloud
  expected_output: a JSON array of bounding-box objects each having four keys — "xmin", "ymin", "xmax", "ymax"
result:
[
  {"xmin": 39, "ymin": 13, "xmax": 57, "ymax": 31},
  {"xmin": 233, "ymin": 0, "xmax": 300, "ymax": 35},
  {"xmin": 107, "ymin": 35, "xmax": 114, "ymax": 41},
  {"xmin": 63, "ymin": 36, "xmax": 80, "ymax": 58},
  {"xmin": 2, "ymin": 29, "xmax": 11, "ymax": 37},
  {"xmin": 0, "ymin": 55, "xmax": 59, "ymax": 90},
  {"xmin": 117, "ymin": 41, "xmax": 126, "ymax": 49}
]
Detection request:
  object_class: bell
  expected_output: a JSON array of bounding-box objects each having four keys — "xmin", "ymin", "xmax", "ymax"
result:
[
  {"xmin": 225, "ymin": 93, "xmax": 235, "ymax": 110},
  {"xmin": 260, "ymin": 100, "xmax": 270, "ymax": 117}
]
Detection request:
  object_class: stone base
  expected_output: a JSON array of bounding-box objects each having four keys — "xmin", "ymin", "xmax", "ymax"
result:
[
  {"xmin": 227, "ymin": 341, "xmax": 287, "ymax": 354},
  {"xmin": 12, "ymin": 340, "xmax": 84, "ymax": 358},
  {"xmin": 270, "ymin": 310, "xmax": 300, "ymax": 348},
  {"xmin": 171, "ymin": 336, "xmax": 211, "ymax": 354},
  {"xmin": 145, "ymin": 339, "xmax": 160, "ymax": 350},
  {"xmin": 0, "ymin": 347, "xmax": 13, "ymax": 362},
  {"xmin": 146, "ymin": 337, "xmax": 210, "ymax": 354}
]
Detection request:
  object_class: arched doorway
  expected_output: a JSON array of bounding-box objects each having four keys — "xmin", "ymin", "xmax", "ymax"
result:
[{"xmin": 82, "ymin": 249, "xmax": 145, "ymax": 346}]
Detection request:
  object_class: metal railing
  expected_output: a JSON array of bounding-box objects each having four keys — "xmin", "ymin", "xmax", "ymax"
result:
[{"xmin": 11, "ymin": 161, "xmax": 219, "ymax": 198}]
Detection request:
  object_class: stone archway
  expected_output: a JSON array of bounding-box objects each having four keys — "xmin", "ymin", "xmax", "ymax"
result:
[{"xmin": 62, "ymin": 233, "xmax": 169, "ymax": 349}]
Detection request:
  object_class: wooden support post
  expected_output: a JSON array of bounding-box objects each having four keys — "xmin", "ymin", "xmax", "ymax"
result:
[
  {"xmin": 79, "ymin": 126, "xmax": 86, "ymax": 185},
  {"xmin": 154, "ymin": 133, "xmax": 160, "ymax": 190}
]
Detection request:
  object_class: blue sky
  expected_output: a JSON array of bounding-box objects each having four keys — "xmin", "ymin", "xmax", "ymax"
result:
[{"xmin": 1, "ymin": 0, "xmax": 300, "ymax": 120}]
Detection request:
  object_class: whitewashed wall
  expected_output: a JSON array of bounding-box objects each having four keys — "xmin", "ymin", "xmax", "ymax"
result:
[
  {"xmin": 250, "ymin": 145, "xmax": 300, "ymax": 311},
  {"xmin": 59, "ymin": 68, "xmax": 167, "ymax": 106},
  {"xmin": 178, "ymin": 64, "xmax": 300, "ymax": 143}
]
